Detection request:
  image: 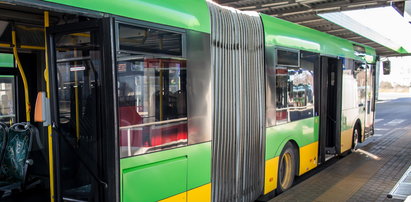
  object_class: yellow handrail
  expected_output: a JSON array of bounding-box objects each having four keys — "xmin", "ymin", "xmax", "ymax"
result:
[
  {"xmin": 43, "ymin": 11, "xmax": 55, "ymax": 202},
  {"xmin": 11, "ymin": 29, "xmax": 30, "ymax": 122}
]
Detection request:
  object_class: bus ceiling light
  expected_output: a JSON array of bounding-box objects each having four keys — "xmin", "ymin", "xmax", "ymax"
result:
[{"xmin": 34, "ymin": 91, "xmax": 51, "ymax": 126}]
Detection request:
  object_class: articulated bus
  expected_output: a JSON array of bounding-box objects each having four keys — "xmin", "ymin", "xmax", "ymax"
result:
[{"xmin": 0, "ymin": 0, "xmax": 377, "ymax": 201}]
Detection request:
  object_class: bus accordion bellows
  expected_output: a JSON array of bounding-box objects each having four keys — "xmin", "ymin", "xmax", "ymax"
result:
[{"xmin": 0, "ymin": 0, "xmax": 377, "ymax": 201}]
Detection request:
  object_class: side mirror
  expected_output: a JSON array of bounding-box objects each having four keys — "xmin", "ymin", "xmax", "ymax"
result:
[
  {"xmin": 355, "ymin": 62, "xmax": 365, "ymax": 71},
  {"xmin": 34, "ymin": 91, "xmax": 51, "ymax": 126},
  {"xmin": 383, "ymin": 61, "xmax": 391, "ymax": 75}
]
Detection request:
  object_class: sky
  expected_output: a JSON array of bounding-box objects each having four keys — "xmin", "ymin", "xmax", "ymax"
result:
[{"xmin": 319, "ymin": 6, "xmax": 411, "ymax": 54}]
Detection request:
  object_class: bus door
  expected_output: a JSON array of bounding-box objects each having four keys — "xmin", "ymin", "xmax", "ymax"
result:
[
  {"xmin": 318, "ymin": 56, "xmax": 342, "ymax": 162},
  {"xmin": 364, "ymin": 64, "xmax": 376, "ymax": 138},
  {"xmin": 49, "ymin": 20, "xmax": 116, "ymax": 202},
  {"xmin": 354, "ymin": 62, "xmax": 367, "ymax": 141}
]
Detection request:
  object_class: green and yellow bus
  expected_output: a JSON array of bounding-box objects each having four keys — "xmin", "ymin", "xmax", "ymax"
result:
[{"xmin": 0, "ymin": 0, "xmax": 377, "ymax": 201}]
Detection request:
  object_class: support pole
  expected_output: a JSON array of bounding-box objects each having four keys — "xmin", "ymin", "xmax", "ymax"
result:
[{"xmin": 43, "ymin": 11, "xmax": 55, "ymax": 202}]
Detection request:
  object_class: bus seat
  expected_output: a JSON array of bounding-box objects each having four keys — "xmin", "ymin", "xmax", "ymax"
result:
[
  {"xmin": 0, "ymin": 123, "xmax": 8, "ymax": 163},
  {"xmin": 0, "ymin": 122, "xmax": 34, "ymax": 192}
]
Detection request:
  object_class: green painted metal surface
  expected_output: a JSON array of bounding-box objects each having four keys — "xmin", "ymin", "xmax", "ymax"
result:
[
  {"xmin": 0, "ymin": 53, "xmax": 14, "ymax": 68},
  {"xmin": 265, "ymin": 117, "xmax": 319, "ymax": 160},
  {"xmin": 120, "ymin": 142, "xmax": 211, "ymax": 202},
  {"xmin": 261, "ymin": 14, "xmax": 377, "ymax": 63},
  {"xmin": 43, "ymin": 0, "xmax": 211, "ymax": 33},
  {"xmin": 123, "ymin": 156, "xmax": 187, "ymax": 202}
]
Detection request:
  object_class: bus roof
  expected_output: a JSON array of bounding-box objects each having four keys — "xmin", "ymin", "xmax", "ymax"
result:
[
  {"xmin": 42, "ymin": 0, "xmax": 376, "ymax": 62},
  {"xmin": 261, "ymin": 14, "xmax": 377, "ymax": 63},
  {"xmin": 43, "ymin": 0, "xmax": 211, "ymax": 33}
]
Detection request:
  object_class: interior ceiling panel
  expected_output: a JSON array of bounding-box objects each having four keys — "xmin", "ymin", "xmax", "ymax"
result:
[{"xmin": 215, "ymin": 0, "xmax": 409, "ymax": 57}]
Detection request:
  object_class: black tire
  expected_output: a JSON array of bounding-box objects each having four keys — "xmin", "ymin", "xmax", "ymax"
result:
[
  {"xmin": 276, "ymin": 142, "xmax": 296, "ymax": 194},
  {"xmin": 351, "ymin": 127, "xmax": 360, "ymax": 152}
]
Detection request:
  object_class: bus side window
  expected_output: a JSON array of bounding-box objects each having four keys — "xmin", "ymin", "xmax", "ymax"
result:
[
  {"xmin": 116, "ymin": 23, "xmax": 188, "ymax": 158},
  {"xmin": 0, "ymin": 53, "xmax": 17, "ymax": 125}
]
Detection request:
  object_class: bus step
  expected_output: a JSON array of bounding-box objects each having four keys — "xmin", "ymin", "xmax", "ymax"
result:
[
  {"xmin": 62, "ymin": 197, "xmax": 88, "ymax": 202},
  {"xmin": 325, "ymin": 147, "xmax": 336, "ymax": 155}
]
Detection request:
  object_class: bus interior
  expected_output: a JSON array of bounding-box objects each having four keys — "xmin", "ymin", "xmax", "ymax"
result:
[{"xmin": 0, "ymin": 3, "xmax": 107, "ymax": 201}]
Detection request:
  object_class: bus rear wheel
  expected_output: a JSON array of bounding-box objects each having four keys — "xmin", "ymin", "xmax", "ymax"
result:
[
  {"xmin": 276, "ymin": 142, "xmax": 296, "ymax": 194},
  {"xmin": 351, "ymin": 127, "xmax": 360, "ymax": 152}
]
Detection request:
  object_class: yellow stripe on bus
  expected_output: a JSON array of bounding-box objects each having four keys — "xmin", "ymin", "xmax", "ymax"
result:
[
  {"xmin": 264, "ymin": 156, "xmax": 279, "ymax": 194},
  {"xmin": 299, "ymin": 141, "xmax": 318, "ymax": 175},
  {"xmin": 340, "ymin": 128, "xmax": 353, "ymax": 153},
  {"xmin": 159, "ymin": 183, "xmax": 211, "ymax": 202},
  {"xmin": 159, "ymin": 192, "xmax": 186, "ymax": 202},
  {"xmin": 188, "ymin": 183, "xmax": 211, "ymax": 202}
]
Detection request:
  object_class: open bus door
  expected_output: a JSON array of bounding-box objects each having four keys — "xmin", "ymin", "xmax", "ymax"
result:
[
  {"xmin": 48, "ymin": 19, "xmax": 118, "ymax": 202},
  {"xmin": 318, "ymin": 56, "xmax": 343, "ymax": 163}
]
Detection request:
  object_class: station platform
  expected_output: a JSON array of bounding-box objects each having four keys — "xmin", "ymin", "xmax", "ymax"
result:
[{"xmin": 270, "ymin": 97, "xmax": 411, "ymax": 202}]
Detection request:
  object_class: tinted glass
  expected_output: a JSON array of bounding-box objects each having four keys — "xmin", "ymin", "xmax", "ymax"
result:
[
  {"xmin": 55, "ymin": 30, "xmax": 101, "ymax": 200},
  {"xmin": 277, "ymin": 49, "xmax": 299, "ymax": 66},
  {"xmin": 275, "ymin": 67, "xmax": 288, "ymax": 124},
  {"xmin": 119, "ymin": 24, "xmax": 182, "ymax": 56},
  {"xmin": 272, "ymin": 50, "xmax": 315, "ymax": 125},
  {"xmin": 0, "ymin": 76, "xmax": 16, "ymax": 125},
  {"xmin": 287, "ymin": 67, "xmax": 314, "ymax": 122},
  {"xmin": 117, "ymin": 24, "xmax": 187, "ymax": 158}
]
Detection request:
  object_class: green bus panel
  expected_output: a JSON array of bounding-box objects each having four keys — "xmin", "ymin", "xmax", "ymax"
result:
[
  {"xmin": 120, "ymin": 142, "xmax": 211, "ymax": 202},
  {"xmin": 260, "ymin": 14, "xmax": 376, "ymax": 63},
  {"xmin": 0, "ymin": 53, "xmax": 14, "ymax": 68},
  {"xmin": 43, "ymin": 0, "xmax": 211, "ymax": 33},
  {"xmin": 265, "ymin": 117, "xmax": 319, "ymax": 160}
]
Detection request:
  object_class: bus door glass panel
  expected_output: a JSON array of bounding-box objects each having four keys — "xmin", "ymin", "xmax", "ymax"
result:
[
  {"xmin": 54, "ymin": 30, "xmax": 100, "ymax": 200},
  {"xmin": 354, "ymin": 62, "xmax": 367, "ymax": 109},
  {"xmin": 300, "ymin": 51, "xmax": 317, "ymax": 116},
  {"xmin": 0, "ymin": 76, "xmax": 16, "ymax": 125},
  {"xmin": 287, "ymin": 67, "xmax": 314, "ymax": 122},
  {"xmin": 366, "ymin": 64, "xmax": 374, "ymax": 128},
  {"xmin": 116, "ymin": 23, "xmax": 187, "ymax": 158},
  {"xmin": 275, "ymin": 67, "xmax": 288, "ymax": 125},
  {"xmin": 266, "ymin": 64, "xmax": 276, "ymax": 127}
]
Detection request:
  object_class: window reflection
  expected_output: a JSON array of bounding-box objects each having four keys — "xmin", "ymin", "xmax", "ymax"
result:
[
  {"xmin": 117, "ymin": 24, "xmax": 187, "ymax": 158},
  {"xmin": 0, "ymin": 76, "xmax": 15, "ymax": 125},
  {"xmin": 275, "ymin": 68, "xmax": 288, "ymax": 124},
  {"xmin": 271, "ymin": 49, "xmax": 315, "ymax": 125},
  {"xmin": 287, "ymin": 68, "xmax": 314, "ymax": 122}
]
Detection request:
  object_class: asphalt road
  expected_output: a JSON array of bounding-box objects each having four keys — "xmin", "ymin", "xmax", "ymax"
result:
[
  {"xmin": 270, "ymin": 95, "xmax": 411, "ymax": 202},
  {"xmin": 374, "ymin": 97, "xmax": 411, "ymax": 133}
]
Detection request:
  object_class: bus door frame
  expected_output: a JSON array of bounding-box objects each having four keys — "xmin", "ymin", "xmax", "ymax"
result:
[
  {"xmin": 47, "ymin": 18, "xmax": 119, "ymax": 202},
  {"xmin": 318, "ymin": 56, "xmax": 343, "ymax": 164}
]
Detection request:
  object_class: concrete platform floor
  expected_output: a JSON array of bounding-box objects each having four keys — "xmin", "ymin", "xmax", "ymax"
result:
[{"xmin": 270, "ymin": 97, "xmax": 411, "ymax": 202}]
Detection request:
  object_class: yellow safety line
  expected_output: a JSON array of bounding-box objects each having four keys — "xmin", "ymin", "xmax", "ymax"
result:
[
  {"xmin": 11, "ymin": 30, "xmax": 30, "ymax": 122},
  {"xmin": 43, "ymin": 11, "xmax": 55, "ymax": 202}
]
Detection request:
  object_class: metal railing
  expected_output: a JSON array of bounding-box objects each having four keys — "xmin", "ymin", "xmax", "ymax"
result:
[{"xmin": 119, "ymin": 117, "xmax": 188, "ymax": 156}]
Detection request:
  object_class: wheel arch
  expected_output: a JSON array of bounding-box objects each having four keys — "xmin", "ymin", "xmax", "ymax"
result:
[{"xmin": 274, "ymin": 138, "xmax": 300, "ymax": 177}]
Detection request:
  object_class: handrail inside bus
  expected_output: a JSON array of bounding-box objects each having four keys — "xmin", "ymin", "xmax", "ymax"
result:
[
  {"xmin": 11, "ymin": 25, "xmax": 31, "ymax": 122},
  {"xmin": 119, "ymin": 117, "xmax": 187, "ymax": 130}
]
